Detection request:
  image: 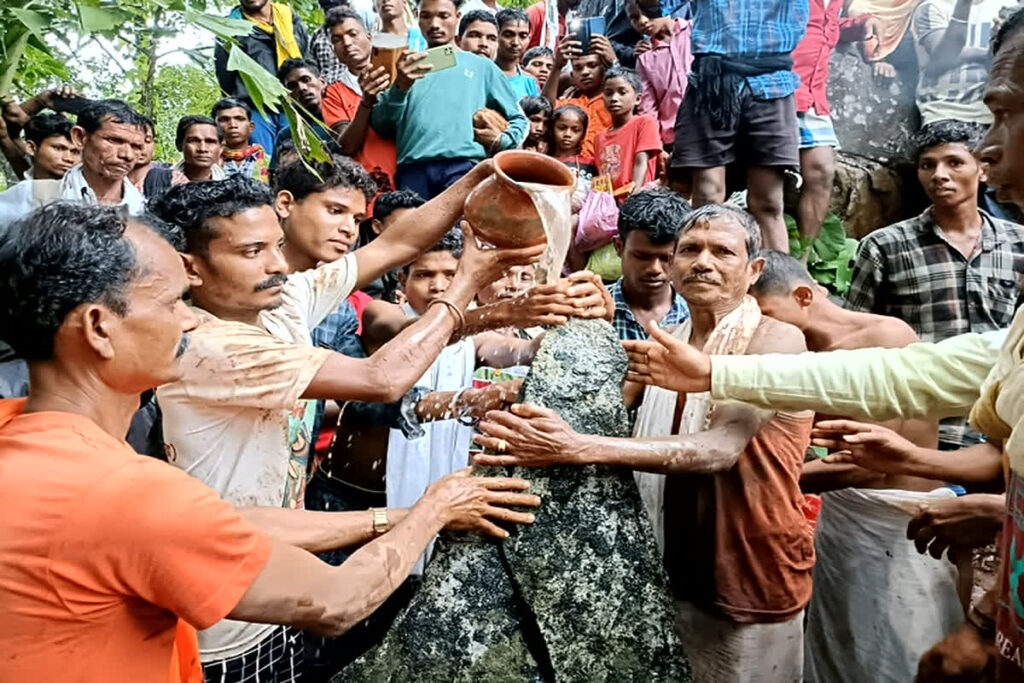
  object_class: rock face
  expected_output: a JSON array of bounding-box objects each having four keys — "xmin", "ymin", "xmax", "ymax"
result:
[
  {"xmin": 334, "ymin": 318, "xmax": 689, "ymax": 683},
  {"xmin": 824, "ymin": 44, "xmax": 928, "ymax": 237}
]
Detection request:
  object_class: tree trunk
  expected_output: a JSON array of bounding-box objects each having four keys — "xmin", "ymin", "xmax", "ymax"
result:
[{"xmin": 139, "ymin": 9, "xmax": 163, "ymax": 121}]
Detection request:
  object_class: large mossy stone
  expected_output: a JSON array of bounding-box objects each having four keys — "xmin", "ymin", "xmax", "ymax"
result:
[{"xmin": 335, "ymin": 319, "xmax": 689, "ymax": 683}]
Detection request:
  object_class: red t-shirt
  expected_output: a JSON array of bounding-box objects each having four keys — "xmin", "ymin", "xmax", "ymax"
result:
[
  {"xmin": 322, "ymin": 82, "xmax": 398, "ymax": 196},
  {"xmin": 527, "ymin": 2, "xmax": 566, "ymax": 49},
  {"xmin": 592, "ymin": 114, "xmax": 662, "ymax": 192},
  {"xmin": 0, "ymin": 399, "xmax": 271, "ymax": 682}
]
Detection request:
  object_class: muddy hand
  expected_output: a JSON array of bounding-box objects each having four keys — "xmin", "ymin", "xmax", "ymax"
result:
[
  {"xmin": 473, "ymin": 403, "xmax": 582, "ymax": 467},
  {"xmin": 458, "ymin": 220, "xmax": 546, "ymax": 286},
  {"xmin": 427, "ymin": 468, "xmax": 540, "ymax": 539}
]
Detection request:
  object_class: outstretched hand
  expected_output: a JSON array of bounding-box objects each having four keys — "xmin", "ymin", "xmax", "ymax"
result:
[
  {"xmin": 623, "ymin": 322, "xmax": 711, "ymax": 393},
  {"xmin": 427, "ymin": 468, "xmax": 541, "ymax": 539},
  {"xmin": 906, "ymin": 494, "xmax": 1005, "ymax": 559},
  {"xmin": 812, "ymin": 419, "xmax": 921, "ymax": 475},
  {"xmin": 505, "ymin": 270, "xmax": 613, "ymax": 327},
  {"xmin": 473, "ymin": 403, "xmax": 583, "ymax": 467}
]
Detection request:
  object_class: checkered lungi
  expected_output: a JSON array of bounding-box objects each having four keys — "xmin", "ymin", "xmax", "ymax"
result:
[{"xmin": 202, "ymin": 625, "xmax": 304, "ymax": 683}]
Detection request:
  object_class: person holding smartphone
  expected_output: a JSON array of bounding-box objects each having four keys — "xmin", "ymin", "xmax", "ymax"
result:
[{"xmin": 371, "ymin": 0, "xmax": 529, "ymax": 199}]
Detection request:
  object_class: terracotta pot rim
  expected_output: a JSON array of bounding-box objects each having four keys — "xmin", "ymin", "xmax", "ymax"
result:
[{"xmin": 492, "ymin": 149, "xmax": 576, "ymax": 190}]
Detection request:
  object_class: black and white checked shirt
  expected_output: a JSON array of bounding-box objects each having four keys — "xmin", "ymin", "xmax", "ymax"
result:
[{"xmin": 845, "ymin": 207, "xmax": 1024, "ymax": 447}]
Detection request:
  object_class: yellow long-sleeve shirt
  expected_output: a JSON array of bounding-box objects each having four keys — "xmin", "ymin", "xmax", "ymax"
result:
[{"xmin": 708, "ymin": 312, "xmax": 1024, "ymax": 470}]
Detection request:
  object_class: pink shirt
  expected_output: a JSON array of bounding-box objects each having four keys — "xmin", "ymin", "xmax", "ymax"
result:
[{"xmin": 636, "ymin": 19, "xmax": 693, "ymax": 147}]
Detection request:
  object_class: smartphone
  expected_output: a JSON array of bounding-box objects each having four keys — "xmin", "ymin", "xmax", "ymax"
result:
[
  {"xmin": 568, "ymin": 16, "xmax": 606, "ymax": 53},
  {"xmin": 421, "ymin": 44, "xmax": 457, "ymax": 73}
]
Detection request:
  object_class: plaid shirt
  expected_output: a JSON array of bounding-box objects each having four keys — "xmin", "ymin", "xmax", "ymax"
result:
[
  {"xmin": 609, "ymin": 279, "xmax": 690, "ymax": 341},
  {"xmin": 690, "ymin": 0, "xmax": 809, "ymax": 99},
  {"xmin": 845, "ymin": 206, "xmax": 1024, "ymax": 447},
  {"xmin": 309, "ymin": 25, "xmax": 350, "ymax": 86}
]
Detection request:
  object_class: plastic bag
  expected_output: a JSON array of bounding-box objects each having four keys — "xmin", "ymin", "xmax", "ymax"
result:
[
  {"xmin": 586, "ymin": 242, "xmax": 622, "ymax": 282},
  {"xmin": 575, "ymin": 190, "xmax": 619, "ymax": 252}
]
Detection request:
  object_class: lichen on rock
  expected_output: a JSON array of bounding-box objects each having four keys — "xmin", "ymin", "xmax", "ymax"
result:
[{"xmin": 334, "ymin": 318, "xmax": 689, "ymax": 683}]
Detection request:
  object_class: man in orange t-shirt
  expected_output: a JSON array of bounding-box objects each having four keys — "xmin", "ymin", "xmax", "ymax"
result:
[
  {"xmin": 0, "ymin": 198, "xmax": 543, "ymax": 683},
  {"xmin": 0, "ymin": 205, "xmax": 271, "ymax": 683},
  {"xmin": 0, "ymin": 398, "xmax": 271, "ymax": 683},
  {"xmin": 321, "ymin": 7, "xmax": 397, "ymax": 196}
]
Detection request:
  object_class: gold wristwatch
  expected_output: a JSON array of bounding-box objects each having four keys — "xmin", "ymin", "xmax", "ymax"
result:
[{"xmin": 371, "ymin": 507, "xmax": 391, "ymax": 535}]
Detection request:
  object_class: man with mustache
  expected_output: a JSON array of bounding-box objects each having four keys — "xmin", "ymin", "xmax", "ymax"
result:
[
  {"xmin": 617, "ymin": 10, "xmax": 1024, "ymax": 677},
  {"xmin": 475, "ymin": 204, "xmax": 815, "ymax": 682},
  {"xmin": 0, "ymin": 99, "xmax": 147, "ymax": 228},
  {"xmin": 143, "ymin": 116, "xmax": 226, "ymax": 198},
  {"xmin": 148, "ymin": 165, "xmax": 544, "ymax": 681},
  {"xmin": 608, "ymin": 188, "xmax": 691, "ymax": 342},
  {"xmin": 846, "ymin": 119, "xmax": 1024, "ymax": 454}
]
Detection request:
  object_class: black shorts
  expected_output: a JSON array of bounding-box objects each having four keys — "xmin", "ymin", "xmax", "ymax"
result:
[{"xmin": 670, "ymin": 86, "xmax": 799, "ymax": 169}]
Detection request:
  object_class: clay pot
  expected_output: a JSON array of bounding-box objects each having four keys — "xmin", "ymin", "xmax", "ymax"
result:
[{"xmin": 463, "ymin": 150, "xmax": 576, "ymax": 248}]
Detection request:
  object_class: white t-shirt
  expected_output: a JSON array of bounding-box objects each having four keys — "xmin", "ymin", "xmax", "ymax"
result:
[
  {"xmin": 0, "ymin": 163, "xmax": 147, "ymax": 229},
  {"xmin": 912, "ymin": 0, "xmax": 1013, "ymax": 125},
  {"xmin": 157, "ymin": 253, "xmax": 358, "ymax": 661}
]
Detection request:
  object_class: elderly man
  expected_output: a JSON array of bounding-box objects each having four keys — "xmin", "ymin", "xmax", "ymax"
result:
[
  {"xmin": 147, "ymin": 166, "xmax": 545, "ymax": 680},
  {"xmin": 144, "ymin": 115, "xmax": 227, "ymax": 197},
  {"xmin": 0, "ymin": 99, "xmax": 147, "ymax": 227},
  {"xmin": 620, "ymin": 10, "xmax": 1024, "ymax": 678},
  {"xmin": 475, "ymin": 204, "xmax": 814, "ymax": 683},
  {"xmin": 0, "ymin": 202, "xmax": 540, "ymax": 682}
]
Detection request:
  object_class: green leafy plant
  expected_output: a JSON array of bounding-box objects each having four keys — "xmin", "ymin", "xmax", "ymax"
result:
[{"xmin": 786, "ymin": 212, "xmax": 859, "ymax": 296}]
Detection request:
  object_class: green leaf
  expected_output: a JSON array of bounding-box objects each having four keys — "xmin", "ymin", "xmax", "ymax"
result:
[
  {"xmin": 78, "ymin": 5, "xmax": 131, "ymax": 33},
  {"xmin": 185, "ymin": 9, "xmax": 254, "ymax": 40},
  {"xmin": 282, "ymin": 102, "xmax": 331, "ymax": 165},
  {"xmin": 227, "ymin": 44, "xmax": 288, "ymax": 116},
  {"xmin": 10, "ymin": 8, "xmax": 50, "ymax": 42}
]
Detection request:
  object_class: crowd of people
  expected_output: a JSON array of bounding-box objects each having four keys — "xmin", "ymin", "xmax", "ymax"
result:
[{"xmin": 2, "ymin": 0, "xmax": 1024, "ymax": 680}]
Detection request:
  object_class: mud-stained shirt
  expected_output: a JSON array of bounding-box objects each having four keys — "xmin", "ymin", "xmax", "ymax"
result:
[{"xmin": 156, "ymin": 253, "xmax": 357, "ymax": 661}]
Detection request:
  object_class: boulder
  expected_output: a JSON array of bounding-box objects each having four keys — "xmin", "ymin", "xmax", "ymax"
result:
[
  {"xmin": 334, "ymin": 318, "xmax": 689, "ymax": 683},
  {"xmin": 823, "ymin": 43, "xmax": 929, "ymax": 236}
]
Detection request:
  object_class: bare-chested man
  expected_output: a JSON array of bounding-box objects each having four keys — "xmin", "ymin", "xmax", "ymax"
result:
[
  {"xmin": 749, "ymin": 249, "xmax": 964, "ymax": 683},
  {"xmin": 474, "ymin": 204, "xmax": 814, "ymax": 683}
]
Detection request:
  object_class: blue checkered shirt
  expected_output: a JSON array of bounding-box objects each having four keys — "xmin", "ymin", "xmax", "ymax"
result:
[
  {"xmin": 690, "ymin": 0, "xmax": 809, "ymax": 99},
  {"xmin": 609, "ymin": 279, "xmax": 690, "ymax": 341}
]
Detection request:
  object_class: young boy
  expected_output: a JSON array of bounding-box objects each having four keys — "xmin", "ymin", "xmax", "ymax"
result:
[
  {"xmin": 456, "ymin": 9, "xmax": 499, "ymax": 59},
  {"xmin": 520, "ymin": 95, "xmax": 552, "ymax": 154},
  {"xmin": 543, "ymin": 32, "xmax": 617, "ymax": 158},
  {"xmin": 495, "ymin": 9, "xmax": 541, "ymax": 98},
  {"xmin": 21, "ymin": 113, "xmax": 80, "ymax": 180},
  {"xmin": 593, "ymin": 67, "xmax": 661, "ymax": 195},
  {"xmin": 522, "ymin": 46, "xmax": 555, "ymax": 90},
  {"xmin": 212, "ymin": 97, "xmax": 270, "ymax": 184},
  {"xmin": 626, "ymin": 0, "xmax": 692, "ymax": 151}
]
